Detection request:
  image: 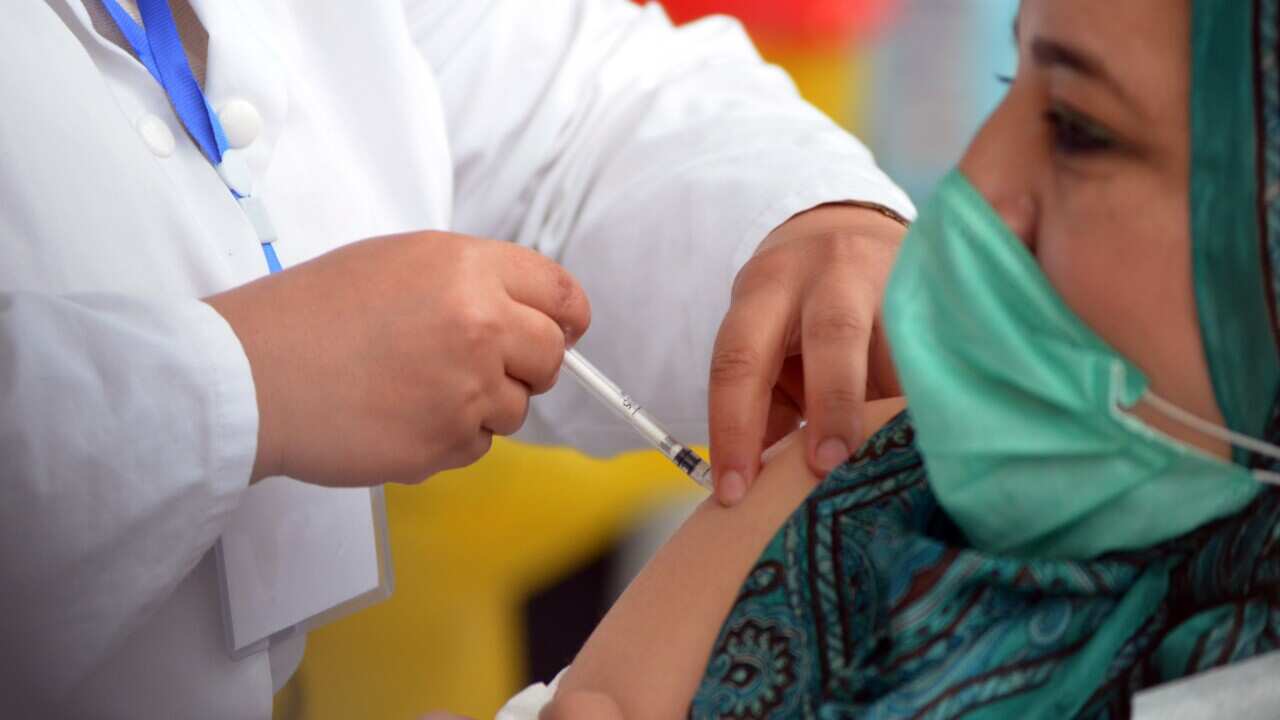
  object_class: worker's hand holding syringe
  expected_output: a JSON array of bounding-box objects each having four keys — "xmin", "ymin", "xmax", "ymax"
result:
[{"xmin": 206, "ymin": 231, "xmax": 591, "ymax": 488}]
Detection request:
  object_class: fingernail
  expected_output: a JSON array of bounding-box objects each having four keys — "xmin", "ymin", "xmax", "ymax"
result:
[
  {"xmin": 719, "ymin": 470, "xmax": 747, "ymax": 506},
  {"xmin": 816, "ymin": 437, "xmax": 850, "ymax": 472}
]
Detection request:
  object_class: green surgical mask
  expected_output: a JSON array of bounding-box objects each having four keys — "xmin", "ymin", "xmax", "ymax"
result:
[{"xmin": 883, "ymin": 170, "xmax": 1279, "ymax": 560}]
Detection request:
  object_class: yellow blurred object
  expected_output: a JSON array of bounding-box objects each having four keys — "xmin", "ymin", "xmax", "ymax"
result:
[
  {"xmin": 757, "ymin": 42, "xmax": 869, "ymax": 133},
  {"xmin": 275, "ymin": 439, "xmax": 701, "ymax": 720}
]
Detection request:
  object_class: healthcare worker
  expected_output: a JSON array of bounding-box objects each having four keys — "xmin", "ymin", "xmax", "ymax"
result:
[{"xmin": 0, "ymin": 0, "xmax": 913, "ymax": 717}]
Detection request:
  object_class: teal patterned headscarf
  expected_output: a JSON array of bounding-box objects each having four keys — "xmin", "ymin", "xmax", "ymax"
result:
[
  {"xmin": 1191, "ymin": 0, "xmax": 1280, "ymax": 463},
  {"xmin": 689, "ymin": 2, "xmax": 1280, "ymax": 718}
]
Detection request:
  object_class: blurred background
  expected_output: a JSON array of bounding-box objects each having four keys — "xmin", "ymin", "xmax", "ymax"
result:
[{"xmin": 274, "ymin": 2, "xmax": 1017, "ymax": 718}]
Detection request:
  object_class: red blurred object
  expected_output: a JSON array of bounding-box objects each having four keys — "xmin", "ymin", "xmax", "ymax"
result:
[{"xmin": 650, "ymin": 0, "xmax": 900, "ymax": 46}]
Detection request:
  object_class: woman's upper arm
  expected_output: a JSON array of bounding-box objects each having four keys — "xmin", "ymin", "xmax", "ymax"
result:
[{"xmin": 556, "ymin": 398, "xmax": 906, "ymax": 718}]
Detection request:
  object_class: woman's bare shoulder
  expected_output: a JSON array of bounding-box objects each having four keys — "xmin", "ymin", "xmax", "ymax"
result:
[{"xmin": 554, "ymin": 398, "xmax": 907, "ymax": 719}]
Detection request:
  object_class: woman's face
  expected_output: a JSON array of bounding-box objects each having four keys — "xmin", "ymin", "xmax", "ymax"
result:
[{"xmin": 959, "ymin": 0, "xmax": 1226, "ymax": 453}]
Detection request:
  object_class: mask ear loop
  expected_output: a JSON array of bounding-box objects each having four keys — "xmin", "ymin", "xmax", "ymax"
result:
[{"xmin": 1143, "ymin": 391, "xmax": 1280, "ymax": 486}]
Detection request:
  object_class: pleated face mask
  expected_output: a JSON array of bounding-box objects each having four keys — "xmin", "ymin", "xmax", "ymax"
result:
[{"xmin": 882, "ymin": 169, "xmax": 1280, "ymax": 559}]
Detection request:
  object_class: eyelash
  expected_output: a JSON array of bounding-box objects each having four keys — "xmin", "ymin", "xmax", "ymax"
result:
[
  {"xmin": 1044, "ymin": 105, "xmax": 1115, "ymax": 155},
  {"xmin": 993, "ymin": 74, "xmax": 1116, "ymax": 156}
]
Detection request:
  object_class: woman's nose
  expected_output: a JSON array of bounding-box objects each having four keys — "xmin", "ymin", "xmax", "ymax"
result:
[{"xmin": 957, "ymin": 91, "xmax": 1042, "ymax": 249}]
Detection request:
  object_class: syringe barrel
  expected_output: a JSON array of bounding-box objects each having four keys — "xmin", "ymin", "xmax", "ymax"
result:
[
  {"xmin": 561, "ymin": 348, "xmax": 712, "ymax": 490},
  {"xmin": 562, "ymin": 349, "xmax": 669, "ymax": 444}
]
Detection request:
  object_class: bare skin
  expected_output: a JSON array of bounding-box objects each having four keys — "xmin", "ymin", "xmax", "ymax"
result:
[{"xmin": 547, "ymin": 398, "xmax": 906, "ymax": 720}]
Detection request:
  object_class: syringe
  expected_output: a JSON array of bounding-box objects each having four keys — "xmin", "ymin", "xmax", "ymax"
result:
[{"xmin": 561, "ymin": 348, "xmax": 713, "ymax": 492}]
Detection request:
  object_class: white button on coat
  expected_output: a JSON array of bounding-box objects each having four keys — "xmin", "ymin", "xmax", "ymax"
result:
[
  {"xmin": 136, "ymin": 113, "xmax": 175, "ymax": 157},
  {"xmin": 216, "ymin": 98, "xmax": 262, "ymax": 149}
]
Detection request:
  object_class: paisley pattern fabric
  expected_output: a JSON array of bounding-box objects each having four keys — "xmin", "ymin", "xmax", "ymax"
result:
[{"xmin": 690, "ymin": 413, "xmax": 1280, "ymax": 719}]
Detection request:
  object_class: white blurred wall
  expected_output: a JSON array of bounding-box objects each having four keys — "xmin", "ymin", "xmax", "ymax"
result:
[{"xmin": 865, "ymin": 0, "xmax": 1020, "ymax": 204}]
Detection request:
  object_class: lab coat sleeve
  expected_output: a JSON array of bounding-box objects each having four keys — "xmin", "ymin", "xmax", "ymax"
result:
[
  {"xmin": 405, "ymin": 0, "xmax": 915, "ymax": 455},
  {"xmin": 0, "ymin": 292, "xmax": 256, "ymax": 708}
]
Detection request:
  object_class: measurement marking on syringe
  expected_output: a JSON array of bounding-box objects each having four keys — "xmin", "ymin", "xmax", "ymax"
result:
[
  {"xmin": 620, "ymin": 395, "xmax": 641, "ymax": 416},
  {"xmin": 674, "ymin": 448, "xmax": 701, "ymax": 475}
]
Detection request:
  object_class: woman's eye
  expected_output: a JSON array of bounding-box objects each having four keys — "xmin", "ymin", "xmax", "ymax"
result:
[{"xmin": 1045, "ymin": 105, "xmax": 1115, "ymax": 155}]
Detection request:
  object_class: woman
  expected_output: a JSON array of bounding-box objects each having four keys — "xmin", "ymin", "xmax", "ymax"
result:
[{"xmin": 507, "ymin": 0, "xmax": 1280, "ymax": 716}]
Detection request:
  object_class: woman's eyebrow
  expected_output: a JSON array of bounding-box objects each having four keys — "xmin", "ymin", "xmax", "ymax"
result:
[{"xmin": 1030, "ymin": 36, "xmax": 1146, "ymax": 118}]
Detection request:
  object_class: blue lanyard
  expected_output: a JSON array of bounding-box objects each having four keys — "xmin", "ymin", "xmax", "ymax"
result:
[{"xmin": 102, "ymin": 0, "xmax": 282, "ymax": 273}]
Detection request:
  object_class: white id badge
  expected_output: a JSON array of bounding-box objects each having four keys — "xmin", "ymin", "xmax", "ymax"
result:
[{"xmin": 215, "ymin": 479, "xmax": 393, "ymax": 659}]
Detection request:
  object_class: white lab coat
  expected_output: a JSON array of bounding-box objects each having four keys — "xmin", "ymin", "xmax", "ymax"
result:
[{"xmin": 1, "ymin": 0, "xmax": 913, "ymax": 717}]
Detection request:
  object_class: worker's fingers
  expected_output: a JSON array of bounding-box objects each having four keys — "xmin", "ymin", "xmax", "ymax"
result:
[
  {"xmin": 466, "ymin": 430, "xmax": 495, "ymax": 468},
  {"xmin": 762, "ymin": 390, "xmax": 804, "ymax": 458},
  {"xmin": 866, "ymin": 320, "xmax": 902, "ymax": 401},
  {"xmin": 482, "ymin": 374, "xmax": 533, "ymax": 437},
  {"xmin": 761, "ymin": 359, "xmax": 805, "ymax": 453},
  {"xmin": 504, "ymin": 303, "xmax": 567, "ymax": 395},
  {"xmin": 707, "ymin": 265, "xmax": 796, "ymax": 507},
  {"xmin": 429, "ymin": 426, "xmax": 494, "ymax": 480},
  {"xmin": 800, "ymin": 276, "xmax": 876, "ymax": 476},
  {"xmin": 495, "ymin": 243, "xmax": 592, "ymax": 344},
  {"xmin": 774, "ymin": 355, "xmax": 807, "ymax": 413}
]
